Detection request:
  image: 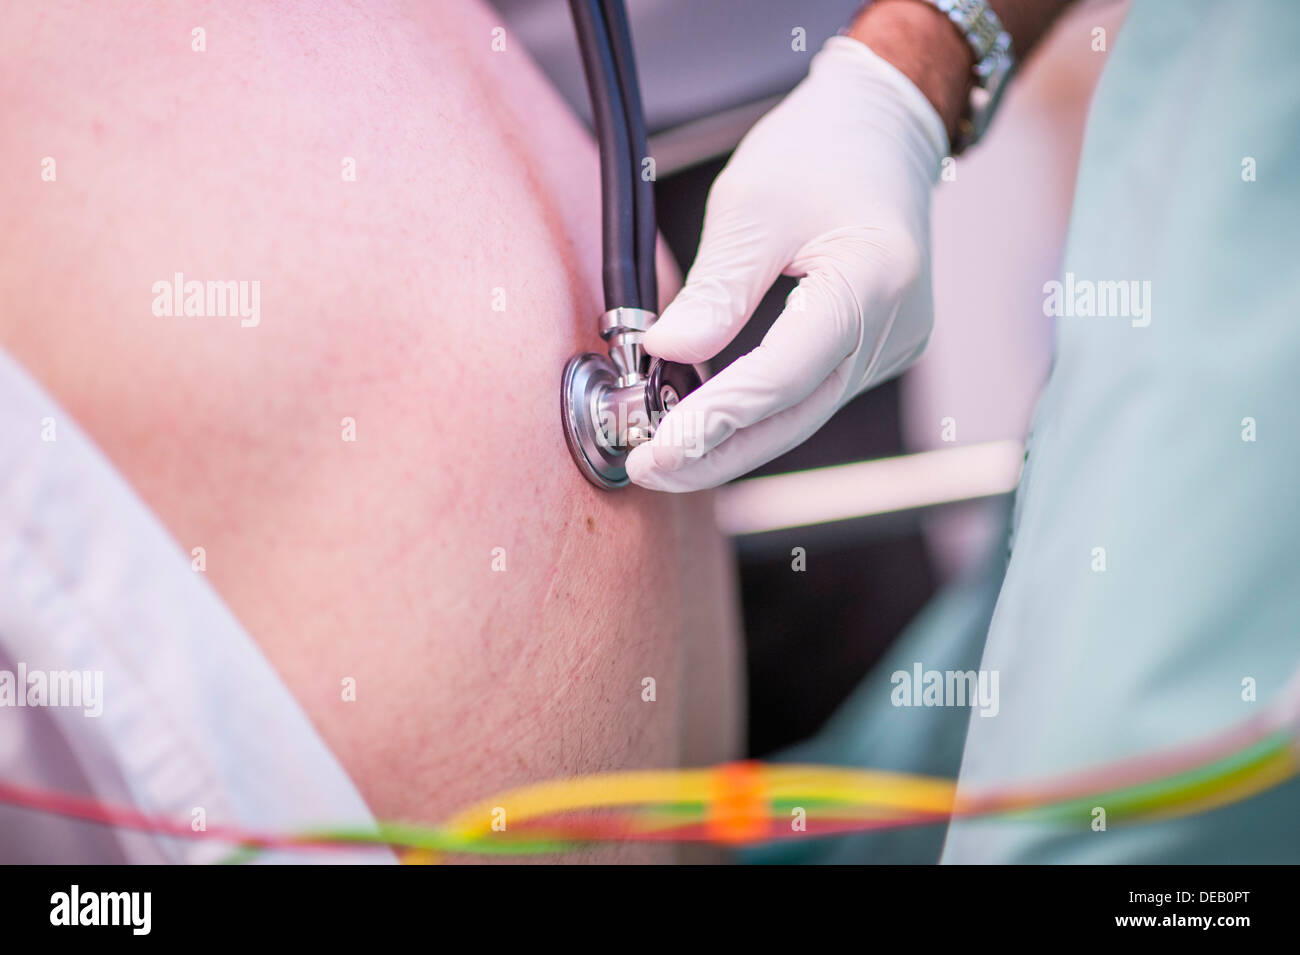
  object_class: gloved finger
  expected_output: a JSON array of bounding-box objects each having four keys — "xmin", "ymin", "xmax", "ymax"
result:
[
  {"xmin": 627, "ymin": 370, "xmax": 845, "ymax": 492},
  {"xmin": 641, "ymin": 265, "xmax": 862, "ymax": 470},
  {"xmin": 641, "ymin": 201, "xmax": 789, "ymax": 364}
]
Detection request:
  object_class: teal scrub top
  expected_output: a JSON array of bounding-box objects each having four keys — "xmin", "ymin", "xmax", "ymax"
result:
[
  {"xmin": 943, "ymin": 0, "xmax": 1300, "ymax": 863},
  {"xmin": 751, "ymin": 0, "xmax": 1300, "ymax": 864}
]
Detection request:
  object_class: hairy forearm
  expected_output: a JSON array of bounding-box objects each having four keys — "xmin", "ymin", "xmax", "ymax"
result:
[{"xmin": 847, "ymin": 0, "xmax": 1075, "ymax": 146}]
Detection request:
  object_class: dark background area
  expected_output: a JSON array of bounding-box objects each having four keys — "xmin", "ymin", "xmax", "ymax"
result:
[{"xmin": 655, "ymin": 159, "xmax": 939, "ymax": 758}]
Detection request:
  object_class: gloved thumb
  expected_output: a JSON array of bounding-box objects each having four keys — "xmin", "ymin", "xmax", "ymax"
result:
[{"xmin": 642, "ymin": 206, "xmax": 786, "ymax": 364}]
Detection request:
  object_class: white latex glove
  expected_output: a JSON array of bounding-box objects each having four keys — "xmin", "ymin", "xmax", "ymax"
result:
[{"xmin": 627, "ymin": 36, "xmax": 948, "ymax": 492}]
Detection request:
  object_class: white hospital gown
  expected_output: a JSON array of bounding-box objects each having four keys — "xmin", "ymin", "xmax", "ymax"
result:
[{"xmin": 0, "ymin": 347, "xmax": 393, "ymax": 864}]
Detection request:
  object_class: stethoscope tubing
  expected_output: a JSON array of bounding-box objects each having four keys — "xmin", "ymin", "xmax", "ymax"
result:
[{"xmin": 568, "ymin": 0, "xmax": 656, "ymax": 312}]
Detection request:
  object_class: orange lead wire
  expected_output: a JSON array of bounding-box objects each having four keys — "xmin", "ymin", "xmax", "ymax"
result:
[{"xmin": 707, "ymin": 761, "xmax": 770, "ymax": 844}]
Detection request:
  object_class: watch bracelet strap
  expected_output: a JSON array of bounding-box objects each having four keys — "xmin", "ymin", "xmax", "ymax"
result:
[{"xmin": 919, "ymin": 0, "xmax": 1016, "ymax": 153}]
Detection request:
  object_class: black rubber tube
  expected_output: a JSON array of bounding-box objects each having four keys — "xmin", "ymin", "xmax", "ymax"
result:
[
  {"xmin": 569, "ymin": 0, "xmax": 641, "ymax": 310},
  {"xmin": 598, "ymin": 0, "xmax": 656, "ymax": 310}
]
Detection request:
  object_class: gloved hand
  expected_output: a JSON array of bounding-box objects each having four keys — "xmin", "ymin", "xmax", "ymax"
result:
[{"xmin": 627, "ymin": 36, "xmax": 948, "ymax": 492}]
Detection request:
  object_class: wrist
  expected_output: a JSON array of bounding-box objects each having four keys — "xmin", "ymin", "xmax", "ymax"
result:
[{"xmin": 847, "ymin": 0, "xmax": 975, "ymax": 149}]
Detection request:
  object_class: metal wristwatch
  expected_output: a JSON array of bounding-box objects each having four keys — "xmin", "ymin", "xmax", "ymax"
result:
[{"xmin": 915, "ymin": 0, "xmax": 1017, "ymax": 153}]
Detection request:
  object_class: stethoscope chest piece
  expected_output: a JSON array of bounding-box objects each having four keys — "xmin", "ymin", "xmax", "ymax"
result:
[
  {"xmin": 561, "ymin": 351, "xmax": 630, "ymax": 489},
  {"xmin": 561, "ymin": 344, "xmax": 702, "ymax": 491}
]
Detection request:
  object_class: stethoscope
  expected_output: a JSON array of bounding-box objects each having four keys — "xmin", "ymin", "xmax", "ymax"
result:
[{"xmin": 560, "ymin": 0, "xmax": 702, "ymax": 489}]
